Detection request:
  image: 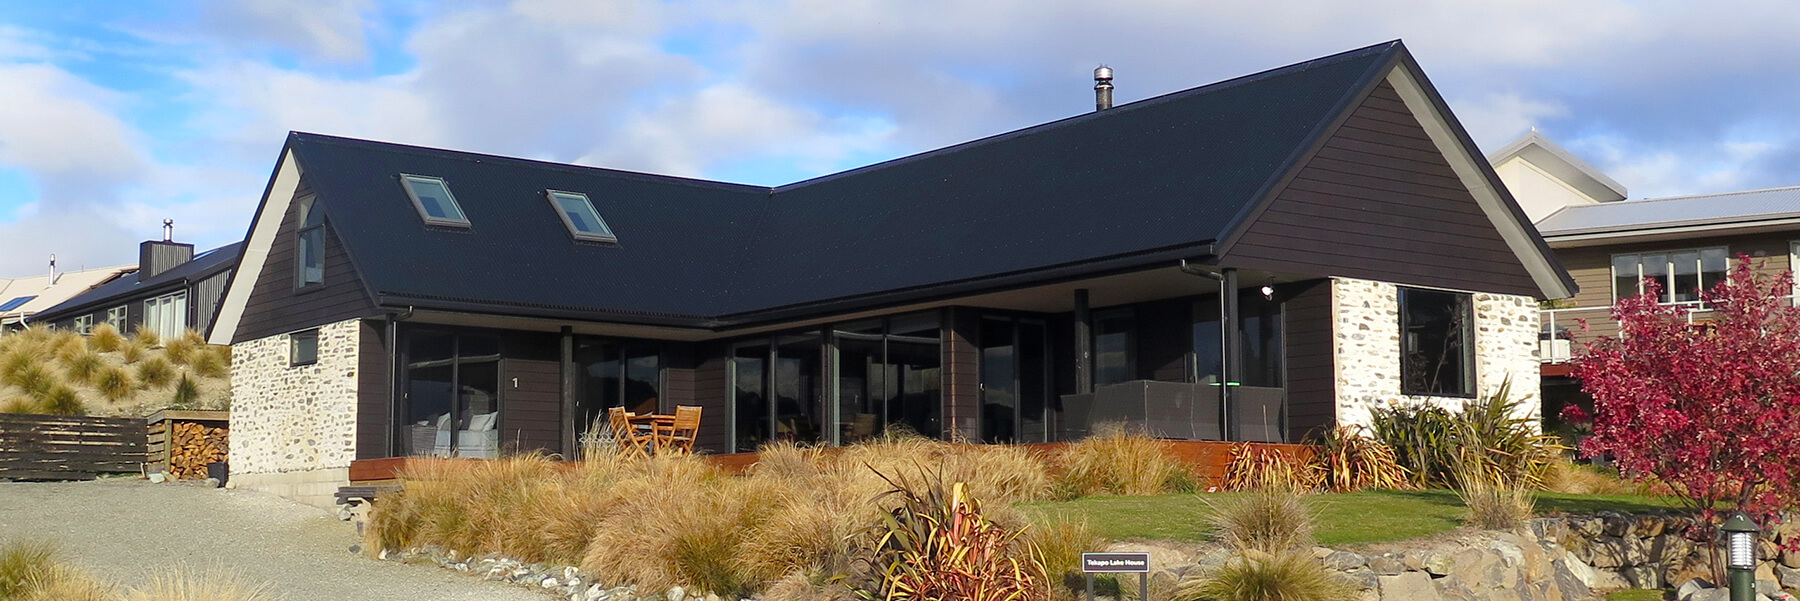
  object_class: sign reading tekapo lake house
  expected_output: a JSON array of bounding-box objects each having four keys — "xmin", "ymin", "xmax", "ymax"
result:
[{"xmin": 1081, "ymin": 552, "xmax": 1150, "ymax": 573}]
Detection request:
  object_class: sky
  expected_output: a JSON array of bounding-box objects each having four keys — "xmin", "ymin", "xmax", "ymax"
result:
[{"xmin": 2, "ymin": 0, "xmax": 1800, "ymax": 276}]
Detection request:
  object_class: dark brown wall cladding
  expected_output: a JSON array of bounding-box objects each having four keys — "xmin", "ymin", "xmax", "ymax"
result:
[
  {"xmin": 1280, "ymin": 280, "xmax": 1335, "ymax": 443},
  {"xmin": 942, "ymin": 307, "xmax": 980, "ymax": 442},
  {"xmin": 1226, "ymin": 80, "xmax": 1542, "ymax": 298},
  {"xmin": 692, "ymin": 342, "xmax": 730, "ymax": 453},
  {"xmin": 355, "ymin": 319, "xmax": 391, "ymax": 460},
  {"xmin": 233, "ymin": 178, "xmax": 378, "ymax": 344},
  {"xmin": 501, "ymin": 331, "xmax": 562, "ymax": 455}
]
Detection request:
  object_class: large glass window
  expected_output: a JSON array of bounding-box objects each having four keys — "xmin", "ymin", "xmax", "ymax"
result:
[
  {"xmin": 573, "ymin": 339, "xmax": 661, "ymax": 443},
  {"xmin": 1191, "ymin": 290, "xmax": 1284, "ymax": 387},
  {"xmin": 732, "ymin": 342, "xmax": 770, "ymax": 452},
  {"xmin": 295, "ymin": 197, "xmax": 325, "ymax": 288},
  {"xmin": 546, "ymin": 190, "xmax": 617, "ymax": 243},
  {"xmin": 143, "ymin": 291, "xmax": 188, "ymax": 341},
  {"xmin": 736, "ymin": 313, "xmax": 942, "ymax": 451},
  {"xmin": 979, "ymin": 316, "xmax": 1048, "ymax": 443},
  {"xmin": 1093, "ymin": 309, "xmax": 1136, "ymax": 386},
  {"xmin": 400, "ymin": 174, "xmax": 470, "ymax": 227},
  {"xmin": 399, "ymin": 328, "xmax": 501, "ymax": 458},
  {"xmin": 775, "ymin": 333, "xmax": 824, "ymax": 445},
  {"xmin": 1613, "ymin": 248, "xmax": 1728, "ymax": 304},
  {"xmin": 1399, "ymin": 287, "xmax": 1475, "ymax": 397}
]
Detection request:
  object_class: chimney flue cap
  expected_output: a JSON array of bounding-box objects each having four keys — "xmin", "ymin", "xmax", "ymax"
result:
[{"xmin": 1094, "ymin": 65, "xmax": 1113, "ymax": 81}]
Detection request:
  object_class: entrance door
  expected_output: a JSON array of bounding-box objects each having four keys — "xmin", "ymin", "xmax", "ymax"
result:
[{"xmin": 980, "ymin": 317, "xmax": 1051, "ymax": 443}]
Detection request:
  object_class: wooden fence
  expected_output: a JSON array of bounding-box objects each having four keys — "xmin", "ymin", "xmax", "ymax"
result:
[{"xmin": 0, "ymin": 413, "xmax": 147, "ymax": 481}]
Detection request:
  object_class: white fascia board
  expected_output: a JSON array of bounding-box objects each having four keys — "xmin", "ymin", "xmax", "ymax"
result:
[
  {"xmin": 1385, "ymin": 67, "xmax": 1574, "ymax": 300},
  {"xmin": 208, "ymin": 149, "xmax": 301, "ymax": 345}
]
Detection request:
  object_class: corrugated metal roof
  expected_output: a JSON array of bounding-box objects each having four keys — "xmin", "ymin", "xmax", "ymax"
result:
[
  {"xmin": 32, "ymin": 242, "xmax": 244, "ymax": 322},
  {"xmin": 0, "ymin": 265, "xmax": 135, "ymax": 323},
  {"xmin": 1535, "ymin": 185, "xmax": 1800, "ymax": 237},
  {"xmin": 296, "ymin": 42, "xmax": 1401, "ymax": 319}
]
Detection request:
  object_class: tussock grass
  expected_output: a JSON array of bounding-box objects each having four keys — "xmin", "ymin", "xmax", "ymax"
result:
[
  {"xmin": 94, "ymin": 366, "xmax": 135, "ymax": 403},
  {"xmin": 0, "ymin": 539, "xmax": 59, "ymax": 598},
  {"xmin": 1452, "ymin": 449, "xmax": 1535, "ymax": 531},
  {"xmin": 1174, "ymin": 550, "xmax": 1355, "ymax": 601},
  {"xmin": 88, "ymin": 325, "xmax": 125, "ymax": 353},
  {"xmin": 0, "ymin": 540, "xmax": 269, "ymax": 601},
  {"xmin": 1050, "ymin": 424, "xmax": 1193, "ymax": 499},
  {"xmin": 188, "ymin": 347, "xmax": 229, "ymax": 379},
  {"xmin": 135, "ymin": 358, "xmax": 176, "ymax": 389},
  {"xmin": 63, "ymin": 352, "xmax": 105, "ymax": 386},
  {"xmin": 119, "ymin": 570, "xmax": 274, "ymax": 601},
  {"xmin": 132, "ymin": 328, "xmax": 161, "ymax": 349},
  {"xmin": 40, "ymin": 386, "xmax": 85, "ymax": 416},
  {"xmin": 162, "ymin": 337, "xmax": 198, "ymax": 366},
  {"xmin": 1, "ymin": 396, "xmax": 38, "ymax": 413},
  {"xmin": 170, "ymin": 376, "xmax": 200, "ymax": 408},
  {"xmin": 120, "ymin": 342, "xmax": 146, "ymax": 364},
  {"xmin": 1541, "ymin": 458, "xmax": 1645, "ymax": 496},
  {"xmin": 1026, "ymin": 514, "xmax": 1102, "ymax": 598},
  {"xmin": 1206, "ymin": 486, "xmax": 1315, "ymax": 554}
]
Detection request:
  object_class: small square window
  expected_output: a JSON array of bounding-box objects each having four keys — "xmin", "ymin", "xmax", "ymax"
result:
[
  {"xmin": 400, "ymin": 175, "xmax": 469, "ymax": 227},
  {"xmin": 546, "ymin": 190, "xmax": 616, "ymax": 242},
  {"xmin": 290, "ymin": 329, "xmax": 320, "ymax": 366},
  {"xmin": 73, "ymin": 315, "xmax": 94, "ymax": 335}
]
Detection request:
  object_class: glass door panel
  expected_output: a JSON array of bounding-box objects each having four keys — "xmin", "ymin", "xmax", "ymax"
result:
[
  {"xmin": 886, "ymin": 316, "xmax": 942, "ymax": 439},
  {"xmin": 1017, "ymin": 320, "xmax": 1049, "ymax": 443},
  {"xmin": 458, "ymin": 360, "xmax": 500, "ymax": 459},
  {"xmin": 835, "ymin": 321, "xmax": 885, "ymax": 444},
  {"xmin": 980, "ymin": 318, "xmax": 1017, "ymax": 443},
  {"xmin": 775, "ymin": 334, "xmax": 823, "ymax": 444},
  {"xmin": 732, "ymin": 343, "xmax": 769, "ymax": 453}
]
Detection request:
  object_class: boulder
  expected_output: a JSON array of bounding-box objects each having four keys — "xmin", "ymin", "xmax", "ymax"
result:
[
  {"xmin": 1378, "ymin": 571, "xmax": 1440, "ymax": 601},
  {"xmin": 1620, "ymin": 564, "xmax": 1661, "ymax": 589},
  {"xmin": 1759, "ymin": 579, "xmax": 1781, "ymax": 596},
  {"xmin": 1551, "ymin": 559, "xmax": 1592, "ymax": 601},
  {"xmin": 1675, "ymin": 577, "xmax": 1714, "ymax": 601},
  {"xmin": 1339, "ymin": 568, "xmax": 1380, "ymax": 591},
  {"xmin": 1557, "ymin": 555, "xmax": 1604, "ymax": 589},
  {"xmin": 1422, "ymin": 551, "xmax": 1457, "ymax": 577},
  {"xmin": 1368, "ymin": 554, "xmax": 1406, "ymax": 576},
  {"xmin": 1324, "ymin": 551, "xmax": 1367, "ymax": 571},
  {"xmin": 1777, "ymin": 563, "xmax": 1800, "ymax": 589}
]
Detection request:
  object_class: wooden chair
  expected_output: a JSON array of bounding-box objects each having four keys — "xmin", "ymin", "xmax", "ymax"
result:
[
  {"xmin": 656, "ymin": 406, "xmax": 703, "ymax": 454},
  {"xmin": 608, "ymin": 407, "xmax": 650, "ymax": 458}
]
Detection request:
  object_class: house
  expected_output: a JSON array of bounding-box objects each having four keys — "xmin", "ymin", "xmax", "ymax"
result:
[
  {"xmin": 209, "ymin": 40, "xmax": 1574, "ymax": 507},
  {"xmin": 0, "ymin": 262, "xmax": 135, "ymax": 333},
  {"xmin": 1493, "ymin": 133, "xmax": 1800, "ymax": 431},
  {"xmin": 32, "ymin": 233, "xmax": 244, "ymax": 341}
]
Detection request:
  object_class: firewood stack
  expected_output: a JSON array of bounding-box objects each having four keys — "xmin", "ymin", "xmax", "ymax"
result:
[{"xmin": 167, "ymin": 421, "xmax": 228, "ymax": 480}]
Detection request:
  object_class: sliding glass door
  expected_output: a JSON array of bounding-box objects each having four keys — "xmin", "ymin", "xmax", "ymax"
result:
[
  {"xmin": 398, "ymin": 328, "xmax": 501, "ymax": 458},
  {"xmin": 572, "ymin": 339, "xmax": 661, "ymax": 448},
  {"xmin": 731, "ymin": 333, "xmax": 825, "ymax": 452},
  {"xmin": 979, "ymin": 316, "xmax": 1050, "ymax": 443},
  {"xmin": 732, "ymin": 311, "xmax": 943, "ymax": 452}
]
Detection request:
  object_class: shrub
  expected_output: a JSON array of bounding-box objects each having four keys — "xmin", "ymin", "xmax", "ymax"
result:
[
  {"xmin": 583, "ymin": 460, "xmax": 786, "ymax": 597},
  {"xmin": 1221, "ymin": 445, "xmax": 1322, "ymax": 492},
  {"xmin": 88, "ymin": 325, "xmax": 125, "ymax": 353},
  {"xmin": 1369, "ymin": 379, "xmax": 1557, "ymax": 489},
  {"xmin": 1173, "ymin": 550, "xmax": 1354, "ymax": 601},
  {"xmin": 136, "ymin": 357, "xmax": 176, "ymax": 389},
  {"xmin": 132, "ymin": 328, "xmax": 161, "ymax": 349},
  {"xmin": 63, "ymin": 352, "xmax": 105, "ymax": 386},
  {"xmin": 856, "ymin": 470, "xmax": 1046, "ymax": 601},
  {"xmin": 1050, "ymin": 424, "xmax": 1193, "ymax": 499},
  {"xmin": 1, "ymin": 396, "xmax": 39, "ymax": 414},
  {"xmin": 1206, "ymin": 486, "xmax": 1314, "ymax": 554},
  {"xmin": 120, "ymin": 342, "xmax": 146, "ymax": 364},
  {"xmin": 94, "ymin": 367, "xmax": 134, "ymax": 403},
  {"xmin": 50, "ymin": 334, "xmax": 87, "ymax": 364},
  {"xmin": 162, "ymin": 336, "xmax": 198, "ymax": 366},
  {"xmin": 1451, "ymin": 445, "xmax": 1535, "ymax": 531},
  {"xmin": 1311, "ymin": 426, "xmax": 1410, "ymax": 492}
]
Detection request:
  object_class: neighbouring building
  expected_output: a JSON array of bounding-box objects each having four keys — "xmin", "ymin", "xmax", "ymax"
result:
[
  {"xmin": 209, "ymin": 41, "xmax": 1576, "ymax": 507},
  {"xmin": 1493, "ymin": 132, "xmax": 1800, "ymax": 433},
  {"xmin": 0, "ymin": 261, "xmax": 135, "ymax": 334},
  {"xmin": 33, "ymin": 232, "xmax": 244, "ymax": 341}
]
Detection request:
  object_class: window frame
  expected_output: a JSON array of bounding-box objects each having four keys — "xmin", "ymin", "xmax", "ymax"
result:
[
  {"xmin": 105, "ymin": 306, "xmax": 127, "ymax": 332},
  {"xmin": 398, "ymin": 174, "xmax": 471, "ymax": 228},
  {"xmin": 1397, "ymin": 286, "xmax": 1476, "ymax": 398},
  {"xmin": 73, "ymin": 314, "xmax": 94, "ymax": 335},
  {"xmin": 1611, "ymin": 247, "xmax": 1729, "ymax": 305},
  {"xmin": 295, "ymin": 197, "xmax": 326, "ymax": 289},
  {"xmin": 142, "ymin": 291, "xmax": 189, "ymax": 342},
  {"xmin": 289, "ymin": 329, "xmax": 320, "ymax": 366},
  {"xmin": 545, "ymin": 190, "xmax": 618, "ymax": 243}
]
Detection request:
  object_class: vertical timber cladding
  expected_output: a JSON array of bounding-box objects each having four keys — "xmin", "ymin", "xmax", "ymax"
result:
[
  {"xmin": 501, "ymin": 331, "xmax": 563, "ymax": 455},
  {"xmin": 1224, "ymin": 80, "xmax": 1542, "ymax": 299},
  {"xmin": 1282, "ymin": 280, "xmax": 1335, "ymax": 442},
  {"xmin": 692, "ymin": 341, "xmax": 730, "ymax": 453}
]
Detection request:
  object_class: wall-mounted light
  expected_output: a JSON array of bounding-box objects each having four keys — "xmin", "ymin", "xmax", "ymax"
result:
[{"xmin": 1260, "ymin": 277, "xmax": 1275, "ymax": 300}]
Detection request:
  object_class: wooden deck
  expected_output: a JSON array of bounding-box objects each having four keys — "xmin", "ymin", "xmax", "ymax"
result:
[{"xmin": 348, "ymin": 440, "xmax": 1311, "ymax": 487}]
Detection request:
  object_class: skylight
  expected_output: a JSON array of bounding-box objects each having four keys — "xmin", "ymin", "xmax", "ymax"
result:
[
  {"xmin": 400, "ymin": 174, "xmax": 469, "ymax": 227},
  {"xmin": 0, "ymin": 296, "xmax": 36, "ymax": 311},
  {"xmin": 546, "ymin": 190, "xmax": 616, "ymax": 243}
]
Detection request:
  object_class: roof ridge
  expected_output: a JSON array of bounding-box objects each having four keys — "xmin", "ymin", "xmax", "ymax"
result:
[
  {"xmin": 1554, "ymin": 183, "xmax": 1800, "ymax": 211},
  {"xmin": 772, "ymin": 40, "xmax": 1402, "ymax": 192}
]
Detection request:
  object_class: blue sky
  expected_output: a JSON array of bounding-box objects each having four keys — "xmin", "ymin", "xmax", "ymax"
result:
[{"xmin": 3, "ymin": 0, "xmax": 1800, "ymax": 275}]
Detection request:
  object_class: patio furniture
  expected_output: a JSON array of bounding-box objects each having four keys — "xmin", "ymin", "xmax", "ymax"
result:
[
  {"xmin": 655, "ymin": 406, "xmax": 703, "ymax": 454},
  {"xmin": 608, "ymin": 407, "xmax": 652, "ymax": 458},
  {"xmin": 458, "ymin": 411, "xmax": 499, "ymax": 459}
]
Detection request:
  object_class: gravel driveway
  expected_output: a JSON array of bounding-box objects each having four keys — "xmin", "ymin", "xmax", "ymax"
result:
[{"xmin": 0, "ymin": 478, "xmax": 552, "ymax": 601}]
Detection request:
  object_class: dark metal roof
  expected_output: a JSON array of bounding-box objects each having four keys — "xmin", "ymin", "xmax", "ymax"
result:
[
  {"xmin": 287, "ymin": 42, "xmax": 1403, "ymax": 322},
  {"xmin": 34, "ymin": 242, "xmax": 244, "ymax": 321}
]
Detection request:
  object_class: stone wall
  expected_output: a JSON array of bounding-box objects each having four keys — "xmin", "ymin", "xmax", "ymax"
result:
[
  {"xmin": 1331, "ymin": 278, "xmax": 1541, "ymax": 428},
  {"xmin": 228, "ymin": 317, "xmax": 361, "ymax": 506}
]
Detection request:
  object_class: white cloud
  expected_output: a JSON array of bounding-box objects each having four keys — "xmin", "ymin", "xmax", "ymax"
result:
[
  {"xmin": 178, "ymin": 0, "xmax": 376, "ymax": 63},
  {"xmin": 1452, "ymin": 93, "xmax": 1569, "ymax": 153},
  {"xmin": 577, "ymin": 83, "xmax": 894, "ymax": 177}
]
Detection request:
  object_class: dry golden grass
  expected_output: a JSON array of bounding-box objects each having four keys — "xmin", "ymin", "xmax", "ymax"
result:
[
  {"xmin": 88, "ymin": 325, "xmax": 125, "ymax": 353},
  {"xmin": 1174, "ymin": 549, "xmax": 1354, "ymax": 601},
  {"xmin": 1049, "ymin": 424, "xmax": 1193, "ymax": 499},
  {"xmin": 1540, "ymin": 458, "xmax": 1646, "ymax": 495},
  {"xmin": 119, "ymin": 570, "xmax": 275, "ymax": 601},
  {"xmin": 1221, "ymin": 444, "xmax": 1324, "ymax": 492},
  {"xmin": 135, "ymin": 357, "xmax": 176, "ymax": 389},
  {"xmin": 0, "ymin": 327, "xmax": 229, "ymax": 417},
  {"xmin": 1026, "ymin": 513, "xmax": 1103, "ymax": 599},
  {"xmin": 63, "ymin": 351, "xmax": 105, "ymax": 386},
  {"xmin": 131, "ymin": 328, "xmax": 161, "ymax": 349},
  {"xmin": 1206, "ymin": 486, "xmax": 1316, "ymax": 554}
]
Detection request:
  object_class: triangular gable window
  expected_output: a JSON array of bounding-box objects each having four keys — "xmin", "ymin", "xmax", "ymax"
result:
[{"xmin": 546, "ymin": 190, "xmax": 616, "ymax": 243}]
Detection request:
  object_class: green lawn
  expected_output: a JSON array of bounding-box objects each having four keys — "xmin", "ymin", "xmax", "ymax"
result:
[{"xmin": 1020, "ymin": 489, "xmax": 1681, "ymax": 547}]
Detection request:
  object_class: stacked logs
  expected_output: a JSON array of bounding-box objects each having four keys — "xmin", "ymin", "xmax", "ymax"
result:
[{"xmin": 167, "ymin": 421, "xmax": 228, "ymax": 480}]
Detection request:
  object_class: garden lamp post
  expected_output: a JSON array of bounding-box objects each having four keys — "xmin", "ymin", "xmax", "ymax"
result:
[{"xmin": 1722, "ymin": 511, "xmax": 1759, "ymax": 601}]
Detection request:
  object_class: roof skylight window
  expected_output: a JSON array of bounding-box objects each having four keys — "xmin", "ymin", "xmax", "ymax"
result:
[
  {"xmin": 546, "ymin": 190, "xmax": 617, "ymax": 243},
  {"xmin": 400, "ymin": 174, "xmax": 469, "ymax": 227},
  {"xmin": 0, "ymin": 296, "xmax": 36, "ymax": 311}
]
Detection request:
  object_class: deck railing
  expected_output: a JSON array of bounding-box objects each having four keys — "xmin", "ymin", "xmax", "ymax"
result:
[{"xmin": 1539, "ymin": 296, "xmax": 1799, "ymax": 363}]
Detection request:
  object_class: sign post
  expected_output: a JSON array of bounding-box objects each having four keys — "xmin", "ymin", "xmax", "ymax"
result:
[{"xmin": 1081, "ymin": 552, "xmax": 1149, "ymax": 601}]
